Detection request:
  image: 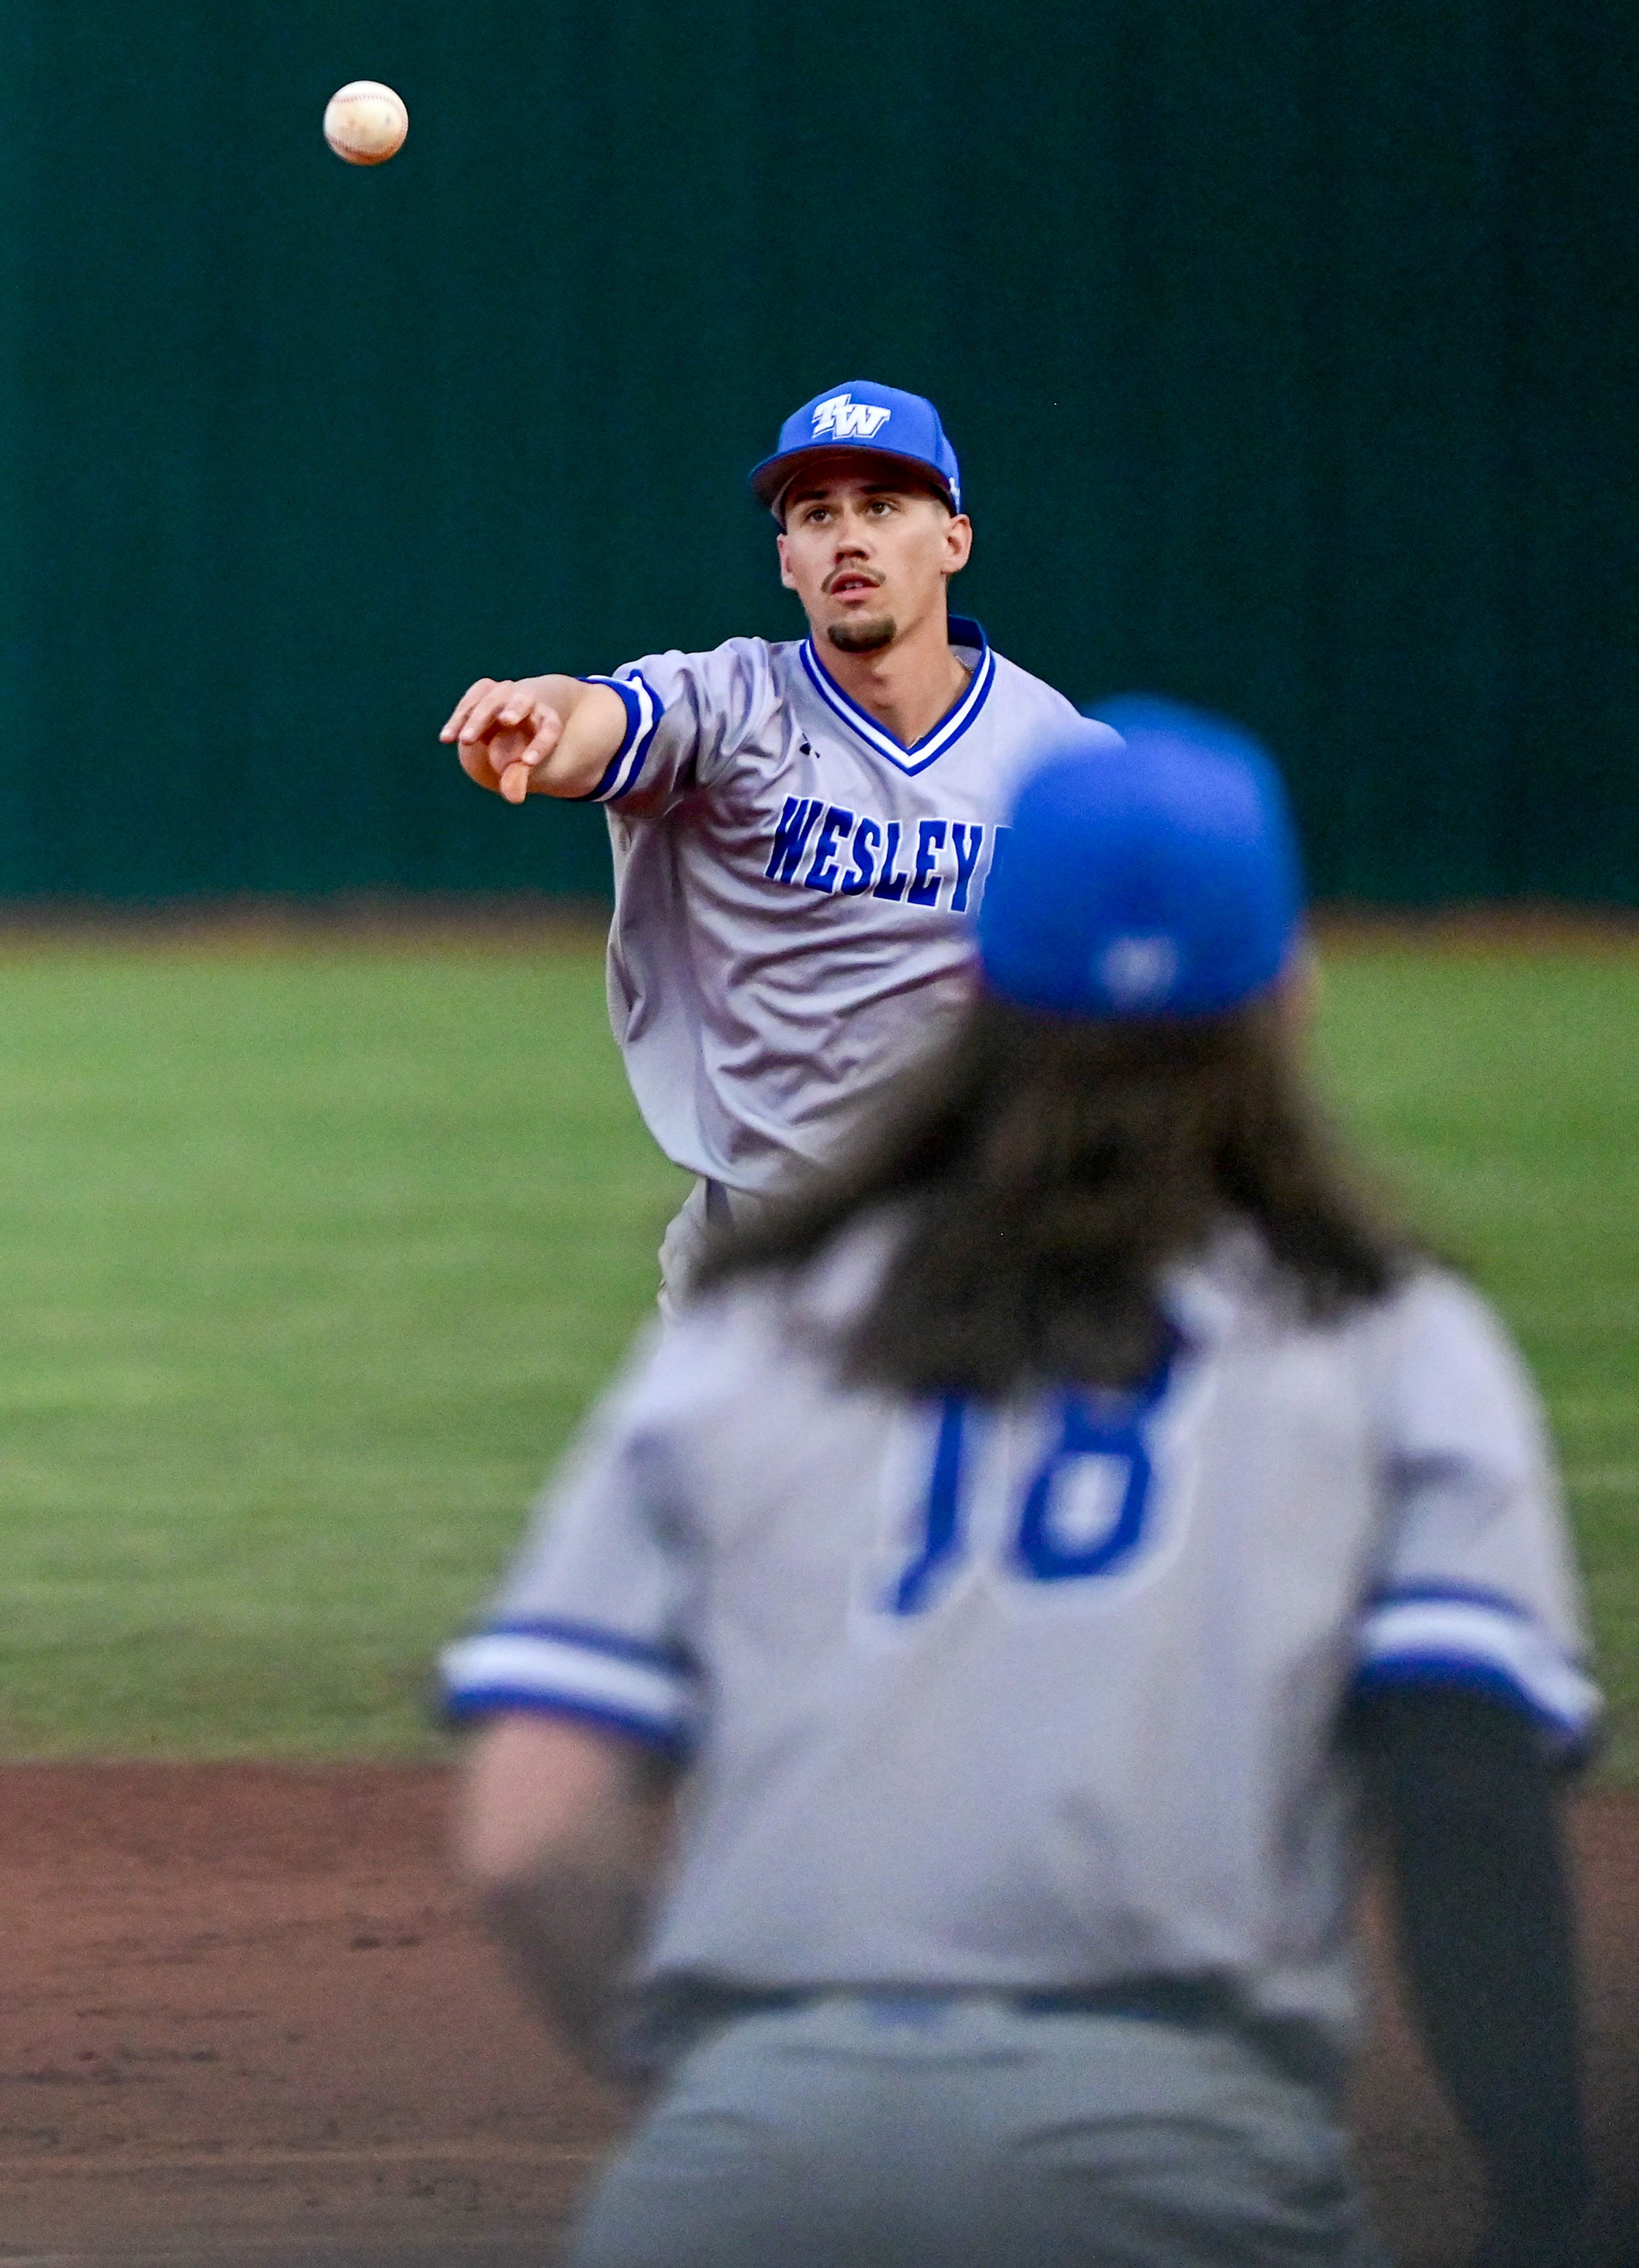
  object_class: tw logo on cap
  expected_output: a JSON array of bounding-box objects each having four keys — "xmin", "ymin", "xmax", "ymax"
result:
[{"xmin": 811, "ymin": 393, "xmax": 892, "ymax": 442}]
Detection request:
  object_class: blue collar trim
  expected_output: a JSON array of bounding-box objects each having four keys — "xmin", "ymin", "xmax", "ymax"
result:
[{"xmin": 799, "ymin": 617, "xmax": 995, "ymax": 777}]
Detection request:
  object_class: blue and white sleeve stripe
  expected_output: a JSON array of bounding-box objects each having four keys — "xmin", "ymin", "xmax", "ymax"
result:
[
  {"xmin": 440, "ymin": 1617, "xmax": 697, "ymax": 1754},
  {"xmin": 1355, "ymin": 1584, "xmax": 1601, "ymax": 1755},
  {"xmin": 576, "ymin": 673, "xmax": 665, "ymax": 804}
]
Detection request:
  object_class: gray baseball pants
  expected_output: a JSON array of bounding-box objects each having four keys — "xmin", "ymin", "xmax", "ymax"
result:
[
  {"xmin": 657, "ymin": 1177, "xmax": 749, "ymax": 1318},
  {"xmin": 568, "ymin": 1993, "xmax": 1391, "ymax": 2268}
]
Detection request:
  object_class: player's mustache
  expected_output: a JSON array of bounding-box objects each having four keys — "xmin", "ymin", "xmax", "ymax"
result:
[{"xmin": 822, "ymin": 566, "xmax": 885, "ymax": 594}]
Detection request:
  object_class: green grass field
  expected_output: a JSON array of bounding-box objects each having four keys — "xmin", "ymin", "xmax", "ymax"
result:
[{"xmin": 0, "ymin": 931, "xmax": 1633, "ymax": 1773}]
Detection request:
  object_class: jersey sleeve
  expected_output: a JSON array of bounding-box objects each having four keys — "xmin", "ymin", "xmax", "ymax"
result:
[
  {"xmin": 439, "ymin": 1342, "xmax": 702, "ymax": 1756},
  {"xmin": 573, "ymin": 637, "xmax": 776, "ymax": 818},
  {"xmin": 1355, "ymin": 1272, "xmax": 1601, "ymax": 1760}
]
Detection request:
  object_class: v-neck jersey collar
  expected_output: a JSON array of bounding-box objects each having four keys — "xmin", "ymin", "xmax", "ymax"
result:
[{"xmin": 798, "ymin": 616, "xmax": 995, "ymax": 777}]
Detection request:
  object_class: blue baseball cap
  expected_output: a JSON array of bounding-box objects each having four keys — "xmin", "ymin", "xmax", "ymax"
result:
[
  {"xmin": 978, "ymin": 699, "xmax": 1304, "ymax": 1020},
  {"xmin": 750, "ymin": 381, "xmax": 961, "ymax": 517}
]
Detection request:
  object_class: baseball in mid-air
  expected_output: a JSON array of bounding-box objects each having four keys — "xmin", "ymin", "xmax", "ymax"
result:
[{"xmin": 323, "ymin": 82, "xmax": 408, "ymax": 167}]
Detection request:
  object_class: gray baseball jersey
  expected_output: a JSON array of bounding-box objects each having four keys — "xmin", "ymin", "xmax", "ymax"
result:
[
  {"xmin": 442, "ymin": 1220, "xmax": 1598, "ymax": 2070},
  {"xmin": 575, "ymin": 622, "xmax": 1114, "ymax": 1193}
]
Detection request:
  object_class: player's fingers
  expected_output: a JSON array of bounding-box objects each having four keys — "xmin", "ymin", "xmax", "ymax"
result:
[
  {"xmin": 440, "ymin": 678, "xmax": 498, "ymax": 742},
  {"xmin": 458, "ymin": 686, "xmax": 518, "ymax": 744},
  {"xmin": 481, "ymin": 706, "xmax": 562, "ymax": 798},
  {"xmin": 520, "ymin": 707, "xmax": 564, "ymax": 768},
  {"xmin": 455, "ymin": 683, "xmax": 519, "ymax": 746},
  {"xmin": 446, "ymin": 682, "xmax": 507, "ymax": 744}
]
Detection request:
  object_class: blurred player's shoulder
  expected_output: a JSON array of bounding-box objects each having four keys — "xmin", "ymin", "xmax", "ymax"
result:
[
  {"xmin": 1165, "ymin": 1234, "xmax": 1555, "ymax": 1488},
  {"xmin": 1363, "ymin": 1261, "xmax": 1557, "ymax": 1460}
]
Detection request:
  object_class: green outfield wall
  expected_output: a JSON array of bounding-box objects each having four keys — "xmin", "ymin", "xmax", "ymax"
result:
[{"xmin": 0, "ymin": 1, "xmax": 1633, "ymax": 903}]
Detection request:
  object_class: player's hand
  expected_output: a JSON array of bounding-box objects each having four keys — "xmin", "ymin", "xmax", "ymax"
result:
[{"xmin": 441, "ymin": 677, "xmax": 567, "ymax": 803}]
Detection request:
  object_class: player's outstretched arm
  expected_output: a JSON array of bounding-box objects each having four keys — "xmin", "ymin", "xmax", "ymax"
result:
[
  {"xmin": 440, "ymin": 674, "xmax": 629, "ymax": 803},
  {"xmin": 453, "ymin": 1712, "xmax": 671, "ymax": 2075}
]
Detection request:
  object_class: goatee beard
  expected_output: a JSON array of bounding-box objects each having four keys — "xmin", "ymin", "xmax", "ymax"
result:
[{"xmin": 827, "ymin": 615, "xmax": 897, "ymax": 655}]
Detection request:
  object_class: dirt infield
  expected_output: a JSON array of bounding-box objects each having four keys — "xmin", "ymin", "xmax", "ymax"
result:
[{"xmin": 1, "ymin": 1767, "xmax": 1634, "ymax": 2268}]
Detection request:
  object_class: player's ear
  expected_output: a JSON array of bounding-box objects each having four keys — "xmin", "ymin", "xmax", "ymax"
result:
[
  {"xmin": 776, "ymin": 532, "xmax": 799, "ymax": 591},
  {"xmin": 942, "ymin": 512, "xmax": 974, "ymax": 576}
]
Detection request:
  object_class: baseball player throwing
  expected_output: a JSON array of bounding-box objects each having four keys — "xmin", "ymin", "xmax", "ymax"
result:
[
  {"xmin": 444, "ymin": 705, "xmax": 1597, "ymax": 2267},
  {"xmin": 440, "ymin": 380, "xmax": 1119, "ymax": 1301}
]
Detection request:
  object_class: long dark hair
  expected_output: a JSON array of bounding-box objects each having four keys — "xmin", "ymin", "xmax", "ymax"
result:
[{"xmin": 697, "ymin": 985, "xmax": 1422, "ymax": 1397}]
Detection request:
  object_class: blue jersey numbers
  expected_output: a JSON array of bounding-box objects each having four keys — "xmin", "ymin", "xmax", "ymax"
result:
[
  {"xmin": 888, "ymin": 1397, "xmax": 969, "ymax": 1616},
  {"xmin": 879, "ymin": 1359, "xmax": 1176, "ymax": 1621},
  {"xmin": 1013, "ymin": 1395, "xmax": 1157, "ymax": 1584}
]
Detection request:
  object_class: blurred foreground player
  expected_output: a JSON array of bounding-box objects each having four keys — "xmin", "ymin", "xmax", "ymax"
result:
[
  {"xmin": 444, "ymin": 708, "xmax": 1597, "ymax": 2268},
  {"xmin": 440, "ymin": 380, "xmax": 1118, "ymax": 1305}
]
